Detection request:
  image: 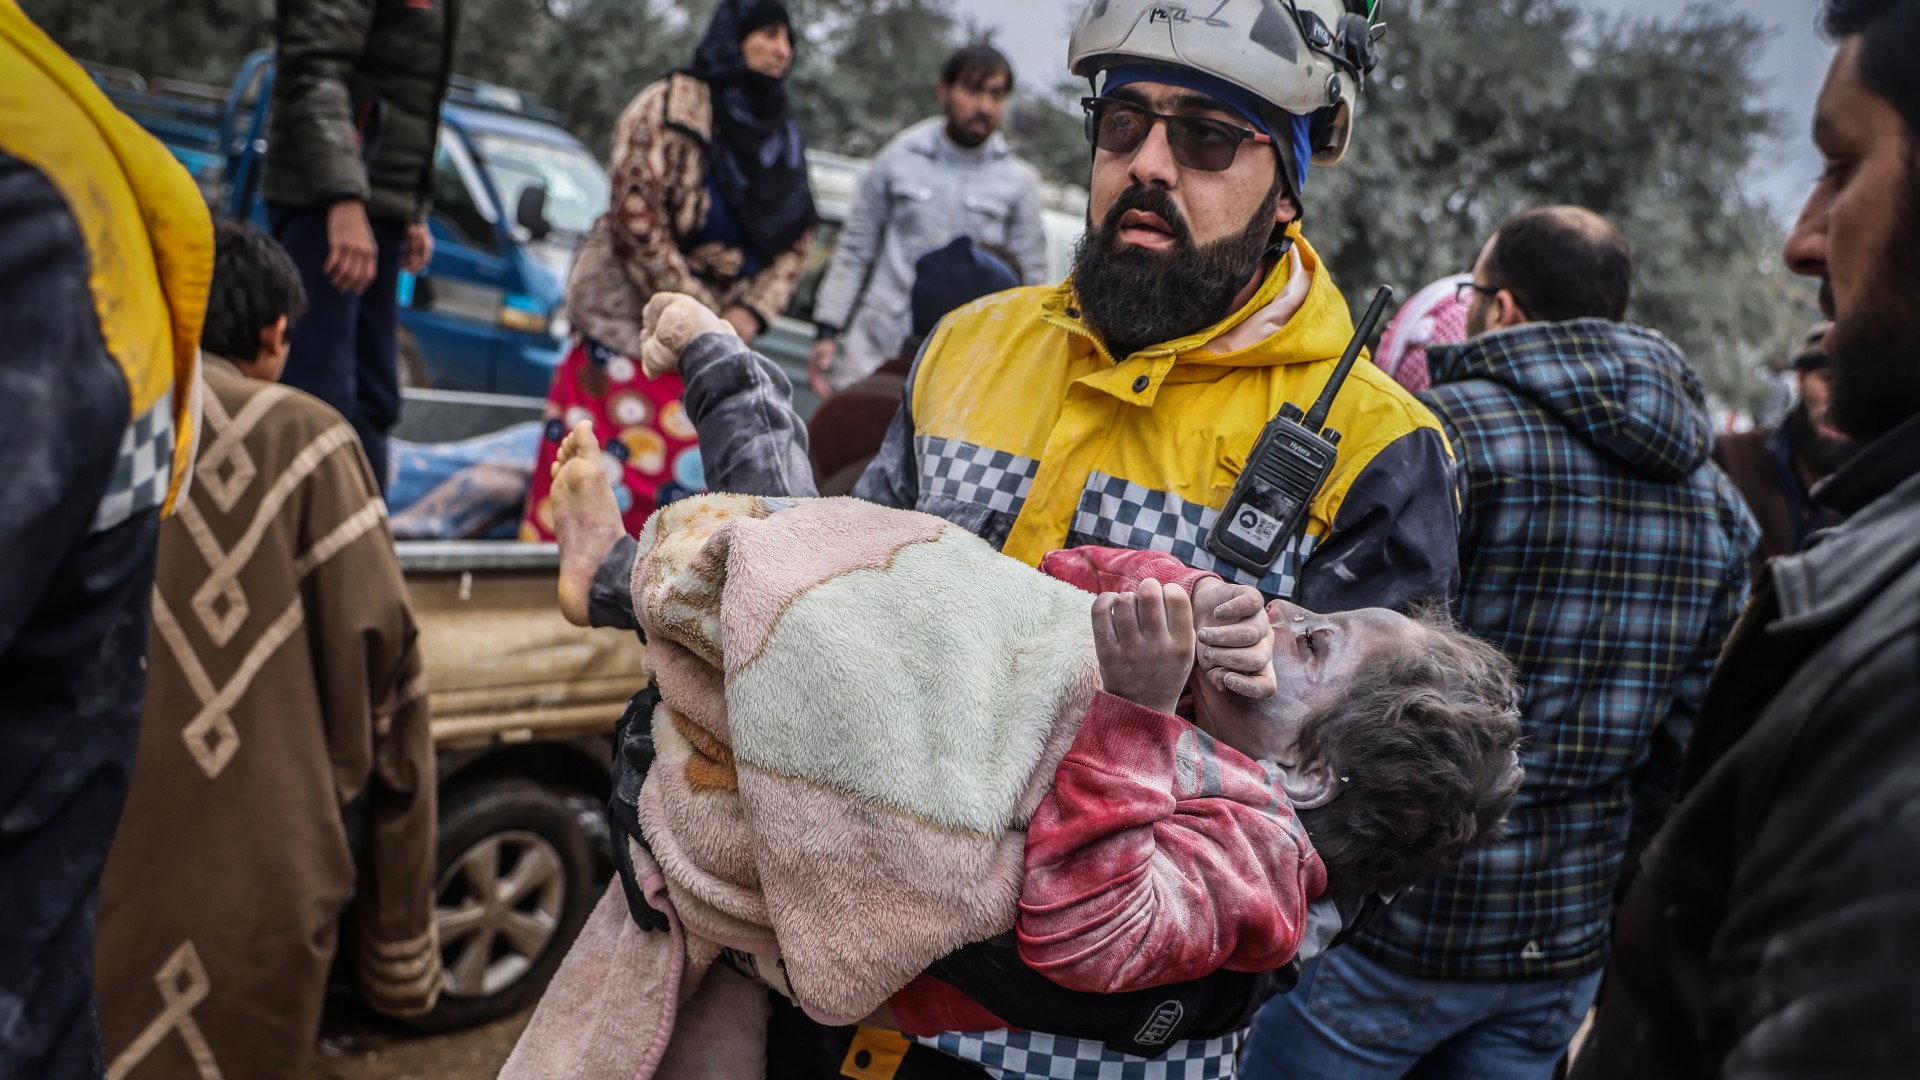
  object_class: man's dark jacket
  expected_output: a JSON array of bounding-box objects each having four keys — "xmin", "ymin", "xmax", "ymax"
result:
[
  {"xmin": 1572, "ymin": 413, "xmax": 1920, "ymax": 1078},
  {"xmin": 1711, "ymin": 426, "xmax": 1839, "ymax": 590},
  {"xmin": 263, "ymin": 0, "xmax": 459, "ymax": 221}
]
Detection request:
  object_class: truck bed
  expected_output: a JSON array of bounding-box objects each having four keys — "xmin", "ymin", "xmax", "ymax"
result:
[{"xmin": 399, "ymin": 543, "xmax": 643, "ymax": 749}]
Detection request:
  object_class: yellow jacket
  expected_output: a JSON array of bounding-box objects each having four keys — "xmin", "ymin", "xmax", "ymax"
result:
[
  {"xmin": 853, "ymin": 231, "xmax": 1459, "ymax": 609},
  {"xmin": 0, "ymin": 0, "xmax": 211, "ymax": 523}
]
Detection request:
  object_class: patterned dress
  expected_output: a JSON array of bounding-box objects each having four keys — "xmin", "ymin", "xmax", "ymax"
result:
[{"xmin": 521, "ymin": 337, "xmax": 707, "ymax": 540}]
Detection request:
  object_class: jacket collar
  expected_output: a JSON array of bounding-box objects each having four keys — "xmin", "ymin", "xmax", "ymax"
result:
[
  {"xmin": 903, "ymin": 116, "xmax": 1010, "ymax": 162},
  {"xmin": 202, "ymin": 353, "xmax": 244, "ymax": 379},
  {"xmin": 1770, "ymin": 414, "xmax": 1920, "ymax": 633},
  {"xmin": 1811, "ymin": 410, "xmax": 1920, "ymax": 516}
]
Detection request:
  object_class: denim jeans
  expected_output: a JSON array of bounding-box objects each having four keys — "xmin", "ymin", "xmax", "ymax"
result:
[{"xmin": 1239, "ymin": 947, "xmax": 1602, "ymax": 1080}]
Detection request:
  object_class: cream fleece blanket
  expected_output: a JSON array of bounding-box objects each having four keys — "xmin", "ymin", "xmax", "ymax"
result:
[{"xmin": 504, "ymin": 495, "xmax": 1100, "ymax": 1080}]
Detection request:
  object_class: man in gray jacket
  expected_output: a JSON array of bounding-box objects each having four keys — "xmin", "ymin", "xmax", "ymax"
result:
[{"xmin": 806, "ymin": 44, "xmax": 1048, "ymax": 395}]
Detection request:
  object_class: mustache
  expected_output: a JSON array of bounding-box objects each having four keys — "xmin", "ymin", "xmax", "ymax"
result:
[
  {"xmin": 1097, "ymin": 185, "xmax": 1194, "ymax": 249},
  {"xmin": 1819, "ymin": 278, "xmax": 1834, "ymax": 314}
]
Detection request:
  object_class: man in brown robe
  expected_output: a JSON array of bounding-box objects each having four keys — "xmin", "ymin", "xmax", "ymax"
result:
[{"xmin": 95, "ymin": 221, "xmax": 441, "ymax": 1080}]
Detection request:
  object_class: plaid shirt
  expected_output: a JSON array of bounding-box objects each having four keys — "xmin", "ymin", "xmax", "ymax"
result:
[{"xmin": 1356, "ymin": 320, "xmax": 1758, "ymax": 981}]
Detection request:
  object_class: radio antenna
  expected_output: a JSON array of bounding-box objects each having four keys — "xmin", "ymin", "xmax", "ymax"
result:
[{"xmin": 1302, "ymin": 284, "xmax": 1394, "ymax": 434}]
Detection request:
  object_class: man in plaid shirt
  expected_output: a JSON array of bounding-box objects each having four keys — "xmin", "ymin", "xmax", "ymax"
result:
[{"xmin": 1243, "ymin": 207, "xmax": 1758, "ymax": 1079}]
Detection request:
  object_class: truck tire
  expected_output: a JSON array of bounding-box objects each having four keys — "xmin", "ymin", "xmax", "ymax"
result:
[
  {"xmin": 405, "ymin": 778, "xmax": 596, "ymax": 1032},
  {"xmin": 397, "ymin": 325, "xmax": 432, "ymax": 390}
]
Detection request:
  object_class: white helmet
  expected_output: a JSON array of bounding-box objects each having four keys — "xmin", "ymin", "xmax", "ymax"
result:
[{"xmin": 1069, "ymin": 0, "xmax": 1383, "ymax": 165}]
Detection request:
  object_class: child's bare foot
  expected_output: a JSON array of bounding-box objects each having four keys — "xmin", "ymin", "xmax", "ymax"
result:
[
  {"xmin": 1092, "ymin": 579, "xmax": 1195, "ymax": 716},
  {"xmin": 551, "ymin": 421, "xmax": 625, "ymax": 627}
]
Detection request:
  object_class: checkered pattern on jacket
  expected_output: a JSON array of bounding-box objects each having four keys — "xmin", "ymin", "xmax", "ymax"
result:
[
  {"xmin": 93, "ymin": 391, "xmax": 176, "ymax": 532},
  {"xmin": 913, "ymin": 435, "xmax": 1316, "ymax": 600},
  {"xmin": 1067, "ymin": 473, "xmax": 1314, "ymax": 599},
  {"xmin": 917, "ymin": 1027, "xmax": 1243, "ymax": 1079},
  {"xmin": 1355, "ymin": 320, "xmax": 1758, "ymax": 981}
]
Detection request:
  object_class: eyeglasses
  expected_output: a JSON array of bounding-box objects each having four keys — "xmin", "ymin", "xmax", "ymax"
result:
[
  {"xmin": 1081, "ymin": 96, "xmax": 1273, "ymax": 173},
  {"xmin": 1455, "ymin": 281, "xmax": 1503, "ymax": 305}
]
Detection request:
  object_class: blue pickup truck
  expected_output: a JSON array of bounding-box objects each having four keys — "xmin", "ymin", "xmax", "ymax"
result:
[{"xmin": 86, "ymin": 51, "xmax": 605, "ymax": 396}]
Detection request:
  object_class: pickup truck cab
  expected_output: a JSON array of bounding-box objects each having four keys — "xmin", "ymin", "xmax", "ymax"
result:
[{"xmin": 403, "ymin": 79, "xmax": 607, "ymax": 395}]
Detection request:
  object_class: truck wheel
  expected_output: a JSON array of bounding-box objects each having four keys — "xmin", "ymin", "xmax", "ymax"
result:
[
  {"xmin": 397, "ymin": 326, "xmax": 432, "ymax": 390},
  {"xmin": 405, "ymin": 778, "xmax": 596, "ymax": 1032}
]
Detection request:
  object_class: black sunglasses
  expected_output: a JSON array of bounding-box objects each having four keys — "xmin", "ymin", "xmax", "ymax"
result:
[{"xmin": 1081, "ymin": 96, "xmax": 1273, "ymax": 173}]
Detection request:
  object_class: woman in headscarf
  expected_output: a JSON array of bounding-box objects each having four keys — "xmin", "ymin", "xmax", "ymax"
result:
[{"xmin": 522, "ymin": 0, "xmax": 816, "ymax": 540}]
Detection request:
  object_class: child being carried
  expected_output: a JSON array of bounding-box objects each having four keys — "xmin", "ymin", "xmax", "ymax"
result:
[{"xmin": 519, "ymin": 424, "xmax": 1523, "ymax": 1076}]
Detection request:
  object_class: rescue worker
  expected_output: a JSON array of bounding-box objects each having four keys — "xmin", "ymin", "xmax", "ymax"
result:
[
  {"xmin": 0, "ymin": 3, "xmax": 212, "ymax": 1073},
  {"xmin": 575, "ymin": 2, "xmax": 1462, "ymax": 1074}
]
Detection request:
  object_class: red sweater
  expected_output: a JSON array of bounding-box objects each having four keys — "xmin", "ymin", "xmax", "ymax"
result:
[{"xmin": 887, "ymin": 547, "xmax": 1327, "ymax": 1034}]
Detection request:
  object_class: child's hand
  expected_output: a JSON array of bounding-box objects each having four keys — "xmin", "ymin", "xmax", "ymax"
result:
[
  {"xmin": 1191, "ymin": 579, "xmax": 1277, "ymax": 699},
  {"xmin": 1092, "ymin": 579, "xmax": 1196, "ymax": 716},
  {"xmin": 640, "ymin": 292, "xmax": 739, "ymax": 378}
]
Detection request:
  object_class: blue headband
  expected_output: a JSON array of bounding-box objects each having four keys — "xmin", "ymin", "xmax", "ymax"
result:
[{"xmin": 1100, "ymin": 64, "xmax": 1313, "ymax": 192}]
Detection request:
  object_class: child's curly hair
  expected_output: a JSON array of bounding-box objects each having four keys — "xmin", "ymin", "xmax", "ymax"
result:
[{"xmin": 1294, "ymin": 601, "xmax": 1525, "ymax": 897}]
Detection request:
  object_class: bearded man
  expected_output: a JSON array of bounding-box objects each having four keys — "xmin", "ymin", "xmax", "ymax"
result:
[
  {"xmin": 1572, "ymin": 0, "xmax": 1920, "ymax": 1074},
  {"xmin": 1711, "ymin": 322, "xmax": 1858, "ymax": 588},
  {"xmin": 568, "ymin": 2, "xmax": 1459, "ymax": 1076},
  {"xmin": 847, "ymin": 4, "xmax": 1457, "ymax": 621}
]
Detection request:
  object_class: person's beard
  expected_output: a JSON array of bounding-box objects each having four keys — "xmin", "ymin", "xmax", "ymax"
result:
[
  {"xmin": 1070, "ymin": 181, "xmax": 1283, "ymax": 359},
  {"xmin": 1781, "ymin": 397, "xmax": 1860, "ymax": 477},
  {"xmin": 1826, "ymin": 157, "xmax": 1920, "ymax": 445},
  {"xmin": 947, "ymin": 112, "xmax": 992, "ymax": 148}
]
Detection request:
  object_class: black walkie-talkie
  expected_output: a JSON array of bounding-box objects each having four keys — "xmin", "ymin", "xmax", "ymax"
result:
[{"xmin": 1203, "ymin": 284, "xmax": 1395, "ymax": 576}]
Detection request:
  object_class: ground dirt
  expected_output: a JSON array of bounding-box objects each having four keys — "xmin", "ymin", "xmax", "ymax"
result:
[{"xmin": 305, "ymin": 1002, "xmax": 532, "ymax": 1080}]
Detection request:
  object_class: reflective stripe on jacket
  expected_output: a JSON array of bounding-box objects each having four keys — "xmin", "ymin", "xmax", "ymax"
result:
[{"xmin": 0, "ymin": 0, "xmax": 211, "ymax": 520}]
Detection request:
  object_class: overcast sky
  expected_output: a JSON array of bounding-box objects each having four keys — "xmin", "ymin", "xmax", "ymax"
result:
[{"xmin": 953, "ymin": 0, "xmax": 1833, "ymax": 229}]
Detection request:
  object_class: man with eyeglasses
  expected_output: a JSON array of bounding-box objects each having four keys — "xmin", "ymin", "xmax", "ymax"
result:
[
  {"xmin": 1241, "ymin": 205, "xmax": 1758, "ymax": 1078},
  {"xmin": 576, "ymin": 1, "xmax": 1463, "ymax": 1077}
]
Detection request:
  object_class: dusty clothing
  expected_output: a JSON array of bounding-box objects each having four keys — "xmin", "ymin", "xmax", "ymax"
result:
[
  {"xmin": 95, "ymin": 359, "xmax": 440, "ymax": 1080},
  {"xmin": 263, "ymin": 0, "xmax": 459, "ymax": 221},
  {"xmin": 531, "ymin": 506, "xmax": 1326, "ymax": 1079},
  {"xmin": 565, "ymin": 72, "xmax": 812, "ymax": 354},
  {"xmin": 1573, "ymin": 413, "xmax": 1920, "ymax": 1078},
  {"xmin": 0, "ymin": 11, "xmax": 210, "ymax": 1073},
  {"xmin": 811, "ymin": 118, "xmax": 1047, "ymax": 388},
  {"xmin": 506, "ymin": 494, "xmax": 1099, "ymax": 1079},
  {"xmin": 1015, "ymin": 549, "xmax": 1327, "ymax": 993}
]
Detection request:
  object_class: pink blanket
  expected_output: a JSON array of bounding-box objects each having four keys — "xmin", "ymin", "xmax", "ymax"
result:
[{"xmin": 505, "ymin": 495, "xmax": 1101, "ymax": 1079}]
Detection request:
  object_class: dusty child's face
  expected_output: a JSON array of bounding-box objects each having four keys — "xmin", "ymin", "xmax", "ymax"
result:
[{"xmin": 1205, "ymin": 600, "xmax": 1424, "ymax": 768}]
